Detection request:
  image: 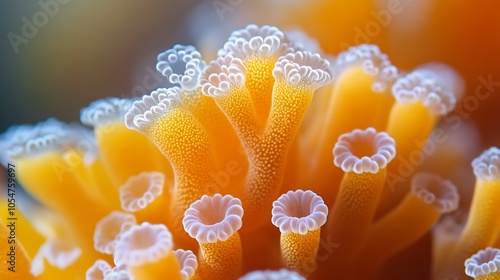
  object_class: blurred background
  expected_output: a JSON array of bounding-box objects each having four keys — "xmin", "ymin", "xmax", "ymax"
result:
[{"xmin": 0, "ymin": 0, "xmax": 499, "ymax": 144}]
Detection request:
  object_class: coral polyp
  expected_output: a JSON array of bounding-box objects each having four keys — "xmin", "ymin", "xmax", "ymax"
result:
[{"xmin": 1, "ymin": 24, "xmax": 499, "ymax": 280}]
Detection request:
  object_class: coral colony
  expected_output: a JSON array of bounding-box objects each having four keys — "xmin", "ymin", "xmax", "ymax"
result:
[{"xmin": 1, "ymin": 24, "xmax": 500, "ymax": 280}]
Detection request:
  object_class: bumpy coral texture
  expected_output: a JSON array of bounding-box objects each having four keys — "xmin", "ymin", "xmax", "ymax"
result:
[{"xmin": 1, "ymin": 24, "xmax": 498, "ymax": 280}]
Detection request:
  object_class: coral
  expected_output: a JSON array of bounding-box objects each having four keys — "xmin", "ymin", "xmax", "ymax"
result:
[
  {"xmin": 2, "ymin": 24, "xmax": 497, "ymax": 280},
  {"xmin": 183, "ymin": 194, "xmax": 244, "ymax": 280},
  {"xmin": 271, "ymin": 190, "xmax": 328, "ymax": 276},
  {"xmin": 465, "ymin": 248, "xmax": 500, "ymax": 280},
  {"xmin": 113, "ymin": 222, "xmax": 181, "ymax": 279}
]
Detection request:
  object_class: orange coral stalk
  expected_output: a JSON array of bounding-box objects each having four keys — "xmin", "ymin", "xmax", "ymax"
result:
[
  {"xmin": 125, "ymin": 88, "xmax": 220, "ymax": 248},
  {"xmin": 378, "ymin": 68, "xmax": 458, "ymax": 215},
  {"xmin": 17, "ymin": 152, "xmax": 108, "ymax": 244},
  {"xmin": 203, "ymin": 51, "xmax": 332, "ymax": 231},
  {"xmin": 305, "ymin": 45, "xmax": 398, "ymax": 205},
  {"xmin": 441, "ymin": 148, "xmax": 500, "ymax": 280},
  {"xmin": 158, "ymin": 45, "xmax": 246, "ymax": 191},
  {"xmin": 358, "ymin": 172, "xmax": 459, "ymax": 277},
  {"xmin": 271, "ymin": 190, "xmax": 328, "ymax": 276},
  {"xmin": 81, "ymin": 98, "xmax": 171, "ymax": 188},
  {"xmin": 86, "ymin": 158, "xmax": 121, "ymax": 210},
  {"xmin": 386, "ymin": 69, "xmax": 456, "ymax": 156},
  {"xmin": 325, "ymin": 128, "xmax": 395, "ymax": 273},
  {"xmin": 5, "ymin": 121, "xmax": 111, "ymax": 262},
  {"xmin": 432, "ymin": 213, "xmax": 466, "ymax": 278}
]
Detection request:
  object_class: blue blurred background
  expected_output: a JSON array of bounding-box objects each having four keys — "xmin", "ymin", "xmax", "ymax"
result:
[
  {"xmin": 1, "ymin": 0, "xmax": 499, "ymax": 144},
  {"xmin": 0, "ymin": 1, "xmax": 205, "ymax": 132}
]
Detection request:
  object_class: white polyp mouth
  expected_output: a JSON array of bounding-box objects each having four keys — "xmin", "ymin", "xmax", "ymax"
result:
[
  {"xmin": 200, "ymin": 55, "xmax": 247, "ymax": 97},
  {"xmin": 0, "ymin": 118, "xmax": 93, "ymax": 163},
  {"xmin": 31, "ymin": 238, "xmax": 82, "ymax": 276},
  {"xmin": 156, "ymin": 45, "xmax": 206, "ymax": 91},
  {"xmin": 119, "ymin": 172, "xmax": 165, "ymax": 213},
  {"xmin": 104, "ymin": 264, "xmax": 130, "ymax": 280},
  {"xmin": 411, "ymin": 172, "xmax": 460, "ymax": 213},
  {"xmin": 238, "ymin": 268, "xmax": 306, "ymax": 280},
  {"xmin": 271, "ymin": 189, "xmax": 328, "ymax": 235},
  {"xmin": 333, "ymin": 127, "xmax": 396, "ymax": 174},
  {"xmin": 392, "ymin": 69, "xmax": 457, "ymax": 115},
  {"xmin": 94, "ymin": 211, "xmax": 137, "ymax": 255},
  {"xmin": 472, "ymin": 147, "xmax": 500, "ymax": 181},
  {"xmin": 272, "ymin": 51, "xmax": 333, "ymax": 88},
  {"xmin": 124, "ymin": 87, "xmax": 183, "ymax": 132},
  {"xmin": 182, "ymin": 194, "xmax": 244, "ymax": 243},
  {"xmin": 86, "ymin": 259, "xmax": 112, "ymax": 280},
  {"xmin": 174, "ymin": 249, "xmax": 198, "ymax": 280},
  {"xmin": 334, "ymin": 44, "xmax": 398, "ymax": 92},
  {"xmin": 80, "ymin": 98, "xmax": 134, "ymax": 128},
  {"xmin": 113, "ymin": 222, "xmax": 173, "ymax": 267},
  {"xmin": 465, "ymin": 247, "xmax": 500, "ymax": 278},
  {"xmin": 218, "ymin": 24, "xmax": 292, "ymax": 58},
  {"xmin": 0, "ymin": 124, "xmax": 35, "ymax": 165}
]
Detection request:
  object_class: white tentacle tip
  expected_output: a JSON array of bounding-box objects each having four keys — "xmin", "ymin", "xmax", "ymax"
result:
[
  {"xmin": 0, "ymin": 118, "xmax": 94, "ymax": 162},
  {"xmin": 183, "ymin": 194, "xmax": 243, "ymax": 243},
  {"xmin": 239, "ymin": 269, "xmax": 306, "ymax": 280},
  {"xmin": 94, "ymin": 211, "xmax": 137, "ymax": 255},
  {"xmin": 392, "ymin": 69, "xmax": 457, "ymax": 115},
  {"xmin": 411, "ymin": 172, "xmax": 460, "ymax": 213},
  {"xmin": 174, "ymin": 249, "xmax": 198, "ymax": 280},
  {"xmin": 218, "ymin": 24, "xmax": 291, "ymax": 59},
  {"xmin": 31, "ymin": 238, "xmax": 82, "ymax": 276},
  {"xmin": 124, "ymin": 87, "xmax": 183, "ymax": 131},
  {"xmin": 272, "ymin": 51, "xmax": 333, "ymax": 89},
  {"xmin": 334, "ymin": 44, "xmax": 398, "ymax": 92},
  {"xmin": 81, "ymin": 98, "xmax": 134, "ymax": 127},
  {"xmin": 417, "ymin": 62, "xmax": 465, "ymax": 100},
  {"xmin": 86, "ymin": 260, "xmax": 112, "ymax": 280},
  {"xmin": 119, "ymin": 172, "xmax": 165, "ymax": 213},
  {"xmin": 113, "ymin": 222, "xmax": 173, "ymax": 267},
  {"xmin": 201, "ymin": 55, "xmax": 247, "ymax": 97},
  {"xmin": 333, "ymin": 127, "xmax": 396, "ymax": 174},
  {"xmin": 156, "ymin": 45, "xmax": 206, "ymax": 91},
  {"xmin": 271, "ymin": 190, "xmax": 328, "ymax": 235},
  {"xmin": 465, "ymin": 247, "xmax": 500, "ymax": 278},
  {"xmin": 472, "ymin": 147, "xmax": 500, "ymax": 181}
]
